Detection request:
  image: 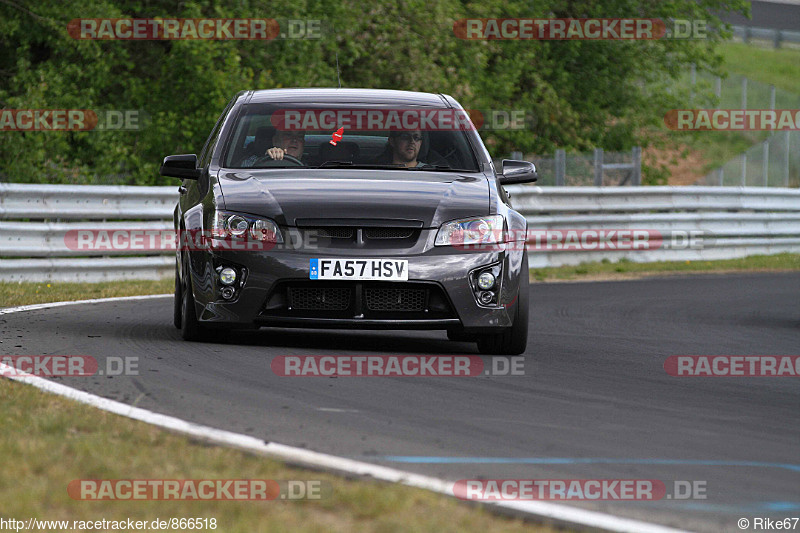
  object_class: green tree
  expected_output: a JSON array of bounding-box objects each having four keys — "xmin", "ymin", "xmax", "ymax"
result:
[{"xmin": 0, "ymin": 0, "xmax": 748, "ymax": 184}]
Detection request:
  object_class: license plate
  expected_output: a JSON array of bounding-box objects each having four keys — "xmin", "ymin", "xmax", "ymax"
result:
[{"xmin": 309, "ymin": 258, "xmax": 408, "ymax": 281}]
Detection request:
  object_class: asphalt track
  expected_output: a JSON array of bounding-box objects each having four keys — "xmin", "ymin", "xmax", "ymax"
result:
[
  {"xmin": 2, "ymin": 272, "xmax": 799, "ymax": 532},
  {"xmin": 720, "ymin": 1, "xmax": 800, "ymax": 32}
]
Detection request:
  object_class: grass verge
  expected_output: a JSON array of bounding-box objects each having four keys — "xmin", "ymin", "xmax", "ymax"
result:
[
  {"xmin": 0, "ymin": 379, "xmax": 550, "ymax": 533},
  {"xmin": 718, "ymin": 42, "xmax": 800, "ymax": 95},
  {"xmin": 0, "ymin": 279, "xmax": 172, "ymax": 308},
  {"xmin": 531, "ymin": 253, "xmax": 800, "ymax": 282}
]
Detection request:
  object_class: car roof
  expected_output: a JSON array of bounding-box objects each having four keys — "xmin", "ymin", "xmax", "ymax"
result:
[{"xmin": 247, "ymin": 88, "xmax": 449, "ymax": 107}]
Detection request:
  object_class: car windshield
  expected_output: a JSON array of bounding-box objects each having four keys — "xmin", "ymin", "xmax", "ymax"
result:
[{"xmin": 223, "ymin": 103, "xmax": 481, "ymax": 172}]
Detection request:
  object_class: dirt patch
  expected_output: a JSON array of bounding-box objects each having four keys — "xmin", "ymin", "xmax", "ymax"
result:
[{"xmin": 643, "ymin": 141, "xmax": 708, "ymax": 185}]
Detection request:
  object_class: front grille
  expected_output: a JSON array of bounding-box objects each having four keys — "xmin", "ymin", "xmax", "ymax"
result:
[
  {"xmin": 307, "ymin": 227, "xmax": 354, "ymax": 239},
  {"xmin": 263, "ymin": 281, "xmax": 454, "ymax": 319},
  {"xmin": 299, "ymin": 227, "xmax": 417, "ymax": 242},
  {"xmin": 365, "ymin": 288, "xmax": 426, "ymax": 311},
  {"xmin": 288, "ymin": 287, "xmax": 350, "ymax": 310},
  {"xmin": 364, "ymin": 228, "xmax": 415, "ymax": 240}
]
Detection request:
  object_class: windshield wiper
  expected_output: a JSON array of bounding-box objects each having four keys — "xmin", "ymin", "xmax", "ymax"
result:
[
  {"xmin": 317, "ymin": 161, "xmax": 407, "ymax": 169},
  {"xmin": 410, "ymin": 164, "xmax": 472, "ymax": 172},
  {"xmin": 316, "ymin": 161, "xmax": 474, "ymax": 172}
]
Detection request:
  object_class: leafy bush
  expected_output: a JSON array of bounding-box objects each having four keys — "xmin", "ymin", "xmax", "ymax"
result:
[{"xmin": 0, "ymin": 0, "xmax": 747, "ymax": 184}]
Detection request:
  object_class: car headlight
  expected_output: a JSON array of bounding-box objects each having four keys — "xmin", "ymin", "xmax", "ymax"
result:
[
  {"xmin": 227, "ymin": 215, "xmax": 249, "ymax": 237},
  {"xmin": 212, "ymin": 211, "xmax": 283, "ymax": 243},
  {"xmin": 435, "ymin": 215, "xmax": 504, "ymax": 246},
  {"xmin": 250, "ymin": 218, "xmax": 281, "ymax": 242}
]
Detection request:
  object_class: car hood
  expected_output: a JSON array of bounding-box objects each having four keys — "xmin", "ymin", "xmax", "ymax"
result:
[{"xmin": 216, "ymin": 169, "xmax": 490, "ymax": 228}]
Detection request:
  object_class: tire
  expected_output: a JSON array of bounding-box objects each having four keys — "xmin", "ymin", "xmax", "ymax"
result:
[
  {"xmin": 180, "ymin": 258, "xmax": 207, "ymax": 341},
  {"xmin": 173, "ymin": 262, "xmax": 182, "ymax": 329},
  {"xmin": 447, "ymin": 328, "xmax": 477, "ymax": 342},
  {"xmin": 476, "ymin": 256, "xmax": 530, "ymax": 356},
  {"xmin": 501, "ymin": 262, "xmax": 530, "ymax": 355},
  {"xmin": 476, "ymin": 333, "xmax": 504, "ymax": 355}
]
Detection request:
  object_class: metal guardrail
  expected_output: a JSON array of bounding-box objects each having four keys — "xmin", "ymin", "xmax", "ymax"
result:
[
  {"xmin": 0, "ymin": 221, "xmax": 172, "ymax": 257},
  {"xmin": 1, "ymin": 184, "xmax": 799, "ymax": 280},
  {"xmin": 508, "ymin": 186, "xmax": 800, "ymax": 267},
  {"xmin": 510, "ymin": 186, "xmax": 800, "ymax": 212},
  {"xmin": 0, "ymin": 183, "xmax": 175, "ymax": 220},
  {"xmin": 0, "ymin": 184, "xmax": 178, "ymax": 282},
  {"xmin": 0, "ymin": 256, "xmax": 174, "ymax": 283}
]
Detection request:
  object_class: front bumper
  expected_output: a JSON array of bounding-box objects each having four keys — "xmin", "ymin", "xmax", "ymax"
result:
[{"xmin": 185, "ymin": 236, "xmax": 526, "ymax": 331}]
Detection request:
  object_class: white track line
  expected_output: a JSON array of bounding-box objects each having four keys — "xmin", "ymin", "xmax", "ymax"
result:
[
  {"xmin": 0, "ymin": 294, "xmax": 171, "ymax": 316},
  {"xmin": 1, "ymin": 297, "xmax": 686, "ymax": 533}
]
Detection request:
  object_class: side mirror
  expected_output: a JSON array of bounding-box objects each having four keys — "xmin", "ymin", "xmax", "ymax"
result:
[
  {"xmin": 499, "ymin": 159, "xmax": 537, "ymax": 185},
  {"xmin": 160, "ymin": 154, "xmax": 200, "ymax": 180}
]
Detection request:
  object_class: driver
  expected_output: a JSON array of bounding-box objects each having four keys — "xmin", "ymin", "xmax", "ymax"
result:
[
  {"xmin": 266, "ymin": 130, "xmax": 305, "ymax": 162},
  {"xmin": 241, "ymin": 130, "xmax": 305, "ymax": 167}
]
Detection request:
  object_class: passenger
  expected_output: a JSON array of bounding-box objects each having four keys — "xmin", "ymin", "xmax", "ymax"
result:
[{"xmin": 388, "ymin": 130, "xmax": 426, "ymax": 168}]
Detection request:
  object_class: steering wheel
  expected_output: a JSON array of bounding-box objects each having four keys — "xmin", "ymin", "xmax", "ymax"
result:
[{"xmin": 252, "ymin": 153, "xmax": 304, "ymax": 167}]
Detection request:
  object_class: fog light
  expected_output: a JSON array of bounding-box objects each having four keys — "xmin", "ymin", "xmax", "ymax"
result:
[
  {"xmin": 221, "ymin": 286, "xmax": 235, "ymax": 300},
  {"xmin": 479, "ymin": 291, "xmax": 494, "ymax": 305},
  {"xmin": 477, "ymin": 271, "xmax": 496, "ymax": 290},
  {"xmin": 219, "ymin": 267, "xmax": 237, "ymax": 285}
]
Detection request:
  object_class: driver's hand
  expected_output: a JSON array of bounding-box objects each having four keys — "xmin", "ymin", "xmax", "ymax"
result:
[{"xmin": 266, "ymin": 147, "xmax": 285, "ymax": 160}]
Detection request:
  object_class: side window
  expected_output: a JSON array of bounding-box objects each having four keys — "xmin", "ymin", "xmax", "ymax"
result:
[
  {"xmin": 198, "ymin": 114, "xmax": 225, "ymax": 169},
  {"xmin": 199, "ymin": 97, "xmax": 237, "ymax": 168}
]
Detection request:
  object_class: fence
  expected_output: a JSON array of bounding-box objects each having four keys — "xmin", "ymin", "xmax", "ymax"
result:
[
  {"xmin": 514, "ymin": 67, "xmax": 800, "ymax": 189},
  {"xmin": 686, "ymin": 69, "xmax": 800, "ymax": 188},
  {"xmin": 732, "ymin": 25, "xmax": 800, "ymax": 49},
  {"xmin": 695, "ymin": 132, "xmax": 798, "ymax": 188},
  {"xmin": 498, "ymin": 147, "xmax": 642, "ymax": 187},
  {"xmin": 688, "ymin": 69, "xmax": 800, "ymax": 112},
  {"xmin": 2, "ymin": 184, "xmax": 799, "ymax": 280}
]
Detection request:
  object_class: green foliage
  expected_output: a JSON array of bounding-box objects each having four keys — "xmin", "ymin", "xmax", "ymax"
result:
[
  {"xmin": 718, "ymin": 42, "xmax": 800, "ymax": 95},
  {"xmin": 0, "ymin": 0, "xmax": 748, "ymax": 184}
]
